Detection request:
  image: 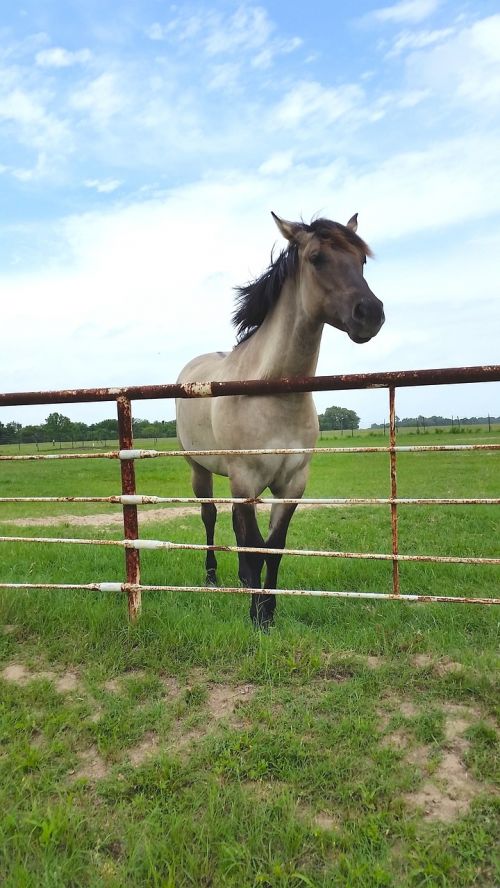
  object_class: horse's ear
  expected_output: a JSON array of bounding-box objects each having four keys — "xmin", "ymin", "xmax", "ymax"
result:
[
  {"xmin": 346, "ymin": 213, "xmax": 358, "ymax": 232},
  {"xmin": 271, "ymin": 211, "xmax": 303, "ymax": 243}
]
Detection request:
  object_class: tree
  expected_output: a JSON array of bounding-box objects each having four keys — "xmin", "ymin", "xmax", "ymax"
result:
[
  {"xmin": 44, "ymin": 413, "xmax": 73, "ymax": 441},
  {"xmin": 318, "ymin": 406, "xmax": 360, "ymax": 431}
]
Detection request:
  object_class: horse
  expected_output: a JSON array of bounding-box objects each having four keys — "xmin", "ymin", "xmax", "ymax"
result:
[{"xmin": 176, "ymin": 211, "xmax": 385, "ymax": 628}]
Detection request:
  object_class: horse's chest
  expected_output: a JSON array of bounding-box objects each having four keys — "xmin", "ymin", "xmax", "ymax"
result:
[{"xmin": 213, "ymin": 395, "xmax": 318, "ymax": 450}]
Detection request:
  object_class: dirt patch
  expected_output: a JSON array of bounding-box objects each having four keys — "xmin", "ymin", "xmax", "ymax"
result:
[
  {"xmin": 406, "ymin": 752, "xmax": 481, "ymax": 821},
  {"xmin": 166, "ymin": 682, "xmax": 257, "ymax": 758},
  {"xmin": 112, "ymin": 681, "xmax": 258, "ymax": 766},
  {"xmin": 5, "ymin": 506, "xmax": 213, "ymax": 528},
  {"xmin": 377, "ymin": 696, "xmax": 419, "ymax": 731},
  {"xmin": 54, "ymin": 671, "xmax": 79, "ymax": 693},
  {"xmin": 2, "ymin": 663, "xmax": 31, "ymax": 684},
  {"xmin": 399, "ymin": 700, "xmax": 419, "ymax": 718},
  {"xmin": 436, "ymin": 660, "xmax": 465, "ymax": 676},
  {"xmin": 242, "ymin": 779, "xmax": 288, "ymax": 802},
  {"xmin": 411, "ymin": 654, "xmax": 465, "ymax": 676},
  {"xmin": 1, "ymin": 662, "xmax": 82, "ymax": 694},
  {"xmin": 403, "ymin": 702, "xmax": 489, "ymax": 821},
  {"xmin": 2, "ymin": 624, "xmax": 17, "ymax": 635},
  {"xmin": 412, "ymin": 654, "xmax": 434, "ymax": 668},
  {"xmin": 381, "ymin": 729, "xmax": 409, "ymax": 751},
  {"xmin": 441, "ymin": 703, "xmax": 486, "ymax": 753},
  {"xmin": 378, "ymin": 696, "xmax": 496, "ymax": 821},
  {"xmin": 362, "ymin": 655, "xmax": 385, "ymax": 669},
  {"xmin": 206, "ymin": 683, "xmax": 256, "ymax": 722},
  {"xmin": 311, "ymin": 811, "xmax": 339, "ymax": 831},
  {"xmin": 319, "ymin": 665, "xmax": 355, "ymax": 683},
  {"xmin": 160, "ymin": 675, "xmax": 181, "ymax": 697},
  {"xmin": 5, "ymin": 500, "xmax": 342, "ymax": 529},
  {"xmin": 72, "ymin": 746, "xmax": 109, "ymax": 781},
  {"xmin": 127, "ymin": 731, "xmax": 159, "ymax": 766},
  {"xmin": 103, "ymin": 669, "xmax": 148, "ymax": 694}
]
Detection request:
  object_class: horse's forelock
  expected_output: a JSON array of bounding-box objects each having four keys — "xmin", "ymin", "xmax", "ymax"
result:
[{"xmin": 309, "ymin": 218, "xmax": 372, "ymax": 258}]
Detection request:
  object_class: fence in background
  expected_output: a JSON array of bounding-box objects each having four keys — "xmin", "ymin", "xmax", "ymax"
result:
[{"xmin": 1, "ymin": 365, "xmax": 500, "ymax": 620}]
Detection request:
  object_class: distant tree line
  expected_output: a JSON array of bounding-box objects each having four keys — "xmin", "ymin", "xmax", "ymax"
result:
[
  {"xmin": 0, "ymin": 412, "xmax": 177, "ymax": 445},
  {"xmin": 370, "ymin": 414, "xmax": 499, "ymax": 429}
]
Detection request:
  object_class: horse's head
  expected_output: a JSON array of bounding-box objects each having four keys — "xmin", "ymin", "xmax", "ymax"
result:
[{"xmin": 272, "ymin": 212, "xmax": 384, "ymax": 344}]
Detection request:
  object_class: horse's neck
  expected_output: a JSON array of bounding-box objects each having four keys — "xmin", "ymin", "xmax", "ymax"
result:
[{"xmin": 243, "ymin": 279, "xmax": 324, "ymax": 379}]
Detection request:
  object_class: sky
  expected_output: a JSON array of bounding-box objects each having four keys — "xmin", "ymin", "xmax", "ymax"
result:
[{"xmin": 1, "ymin": 0, "xmax": 499, "ymax": 429}]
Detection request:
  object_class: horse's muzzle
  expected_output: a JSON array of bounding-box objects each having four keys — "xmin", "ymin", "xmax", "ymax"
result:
[{"xmin": 349, "ymin": 298, "xmax": 385, "ymax": 343}]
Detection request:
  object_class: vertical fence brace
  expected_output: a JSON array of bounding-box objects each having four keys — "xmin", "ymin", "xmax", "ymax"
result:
[
  {"xmin": 116, "ymin": 396, "xmax": 141, "ymax": 620},
  {"xmin": 389, "ymin": 386, "xmax": 400, "ymax": 596}
]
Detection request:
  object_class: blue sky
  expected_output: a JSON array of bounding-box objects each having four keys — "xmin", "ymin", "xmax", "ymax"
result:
[{"xmin": 1, "ymin": 0, "xmax": 499, "ymax": 425}]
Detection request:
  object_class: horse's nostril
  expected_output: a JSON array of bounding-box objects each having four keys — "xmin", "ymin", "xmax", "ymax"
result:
[{"xmin": 353, "ymin": 301, "xmax": 368, "ymax": 321}]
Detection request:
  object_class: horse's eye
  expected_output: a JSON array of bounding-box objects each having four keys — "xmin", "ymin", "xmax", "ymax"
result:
[{"xmin": 309, "ymin": 252, "xmax": 324, "ymax": 267}]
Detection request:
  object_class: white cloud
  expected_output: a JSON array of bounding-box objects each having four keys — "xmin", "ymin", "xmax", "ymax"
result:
[
  {"xmin": 145, "ymin": 23, "xmax": 165, "ymax": 41},
  {"xmin": 0, "ymin": 82, "xmax": 71, "ymax": 158},
  {"xmin": 35, "ymin": 47, "xmax": 91, "ymax": 67},
  {"xmin": 70, "ymin": 72, "xmax": 126, "ymax": 122},
  {"xmin": 206, "ymin": 62, "xmax": 242, "ymax": 92},
  {"xmin": 84, "ymin": 178, "xmax": 122, "ymax": 193},
  {"xmin": 204, "ymin": 5, "xmax": 273, "ymax": 55},
  {"xmin": 385, "ymin": 26, "xmax": 455, "ymax": 57},
  {"xmin": 405, "ymin": 14, "xmax": 500, "ymax": 106},
  {"xmin": 147, "ymin": 5, "xmax": 301, "ymax": 70},
  {"xmin": 275, "ymin": 81, "xmax": 364, "ymax": 127},
  {"xmin": 258, "ymin": 152, "xmax": 294, "ymax": 176},
  {"xmin": 13, "ymin": 152, "xmax": 49, "ymax": 181},
  {"xmin": 367, "ymin": 0, "xmax": 441, "ymax": 25}
]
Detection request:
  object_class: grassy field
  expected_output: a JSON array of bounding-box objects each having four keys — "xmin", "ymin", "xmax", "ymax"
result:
[{"xmin": 0, "ymin": 428, "xmax": 499, "ymax": 886}]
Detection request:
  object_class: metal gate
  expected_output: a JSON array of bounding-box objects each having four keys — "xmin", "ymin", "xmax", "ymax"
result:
[{"xmin": 1, "ymin": 365, "xmax": 499, "ymax": 619}]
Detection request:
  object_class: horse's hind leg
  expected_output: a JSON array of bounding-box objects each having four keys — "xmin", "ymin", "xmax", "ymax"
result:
[{"xmin": 191, "ymin": 463, "xmax": 218, "ymax": 586}]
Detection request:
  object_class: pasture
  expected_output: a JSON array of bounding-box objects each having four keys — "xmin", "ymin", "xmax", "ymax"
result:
[{"xmin": 0, "ymin": 427, "xmax": 499, "ymax": 886}]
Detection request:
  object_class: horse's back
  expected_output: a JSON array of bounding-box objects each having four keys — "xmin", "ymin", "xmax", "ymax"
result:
[
  {"xmin": 177, "ymin": 351, "xmax": 230, "ymax": 386},
  {"xmin": 176, "ymin": 352, "xmax": 230, "ymax": 475}
]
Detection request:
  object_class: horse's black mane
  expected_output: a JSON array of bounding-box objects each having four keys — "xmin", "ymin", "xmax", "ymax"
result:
[
  {"xmin": 232, "ymin": 217, "xmax": 369, "ymax": 344},
  {"xmin": 232, "ymin": 244, "xmax": 299, "ymax": 344}
]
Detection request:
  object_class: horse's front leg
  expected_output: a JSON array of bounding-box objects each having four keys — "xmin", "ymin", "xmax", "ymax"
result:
[
  {"xmin": 262, "ymin": 471, "xmax": 309, "ymax": 619},
  {"xmin": 231, "ymin": 502, "xmax": 272, "ymax": 629},
  {"xmin": 263, "ymin": 502, "xmax": 298, "ymax": 604}
]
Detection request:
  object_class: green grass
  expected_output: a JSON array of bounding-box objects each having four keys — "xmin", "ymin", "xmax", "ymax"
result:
[{"xmin": 0, "ymin": 427, "xmax": 499, "ymax": 886}]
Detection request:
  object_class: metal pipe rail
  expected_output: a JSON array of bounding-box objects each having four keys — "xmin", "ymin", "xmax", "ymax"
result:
[
  {"xmin": 1, "ymin": 496, "xmax": 499, "ymax": 506},
  {"xmin": 1, "ymin": 364, "xmax": 500, "ymax": 406},
  {"xmin": 1, "ymin": 363, "xmax": 499, "ymax": 619},
  {"xmin": 2, "ymin": 535, "xmax": 499, "ymax": 566},
  {"xmin": 1, "ymin": 443, "xmax": 500, "ymax": 461},
  {"xmin": 0, "ymin": 582, "xmax": 497, "ymax": 607}
]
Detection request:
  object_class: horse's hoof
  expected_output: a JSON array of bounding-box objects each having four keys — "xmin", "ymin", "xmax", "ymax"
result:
[
  {"xmin": 251, "ymin": 613, "xmax": 274, "ymax": 633},
  {"xmin": 206, "ymin": 570, "xmax": 218, "ymax": 587}
]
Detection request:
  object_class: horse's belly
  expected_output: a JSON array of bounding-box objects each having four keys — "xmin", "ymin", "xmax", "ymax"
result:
[{"xmin": 176, "ymin": 399, "xmax": 229, "ymax": 476}]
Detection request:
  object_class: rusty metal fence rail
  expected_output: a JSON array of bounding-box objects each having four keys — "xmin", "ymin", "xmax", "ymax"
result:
[{"xmin": 1, "ymin": 365, "xmax": 500, "ymax": 619}]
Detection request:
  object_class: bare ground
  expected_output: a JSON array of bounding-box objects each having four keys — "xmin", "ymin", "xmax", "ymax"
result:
[
  {"xmin": 3, "ymin": 660, "xmax": 497, "ymax": 818},
  {"xmin": 1, "ymin": 661, "xmax": 257, "ymax": 778},
  {"xmin": 379, "ymin": 696, "xmax": 495, "ymax": 821},
  {"xmin": 4, "ymin": 501, "xmax": 339, "ymax": 528}
]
